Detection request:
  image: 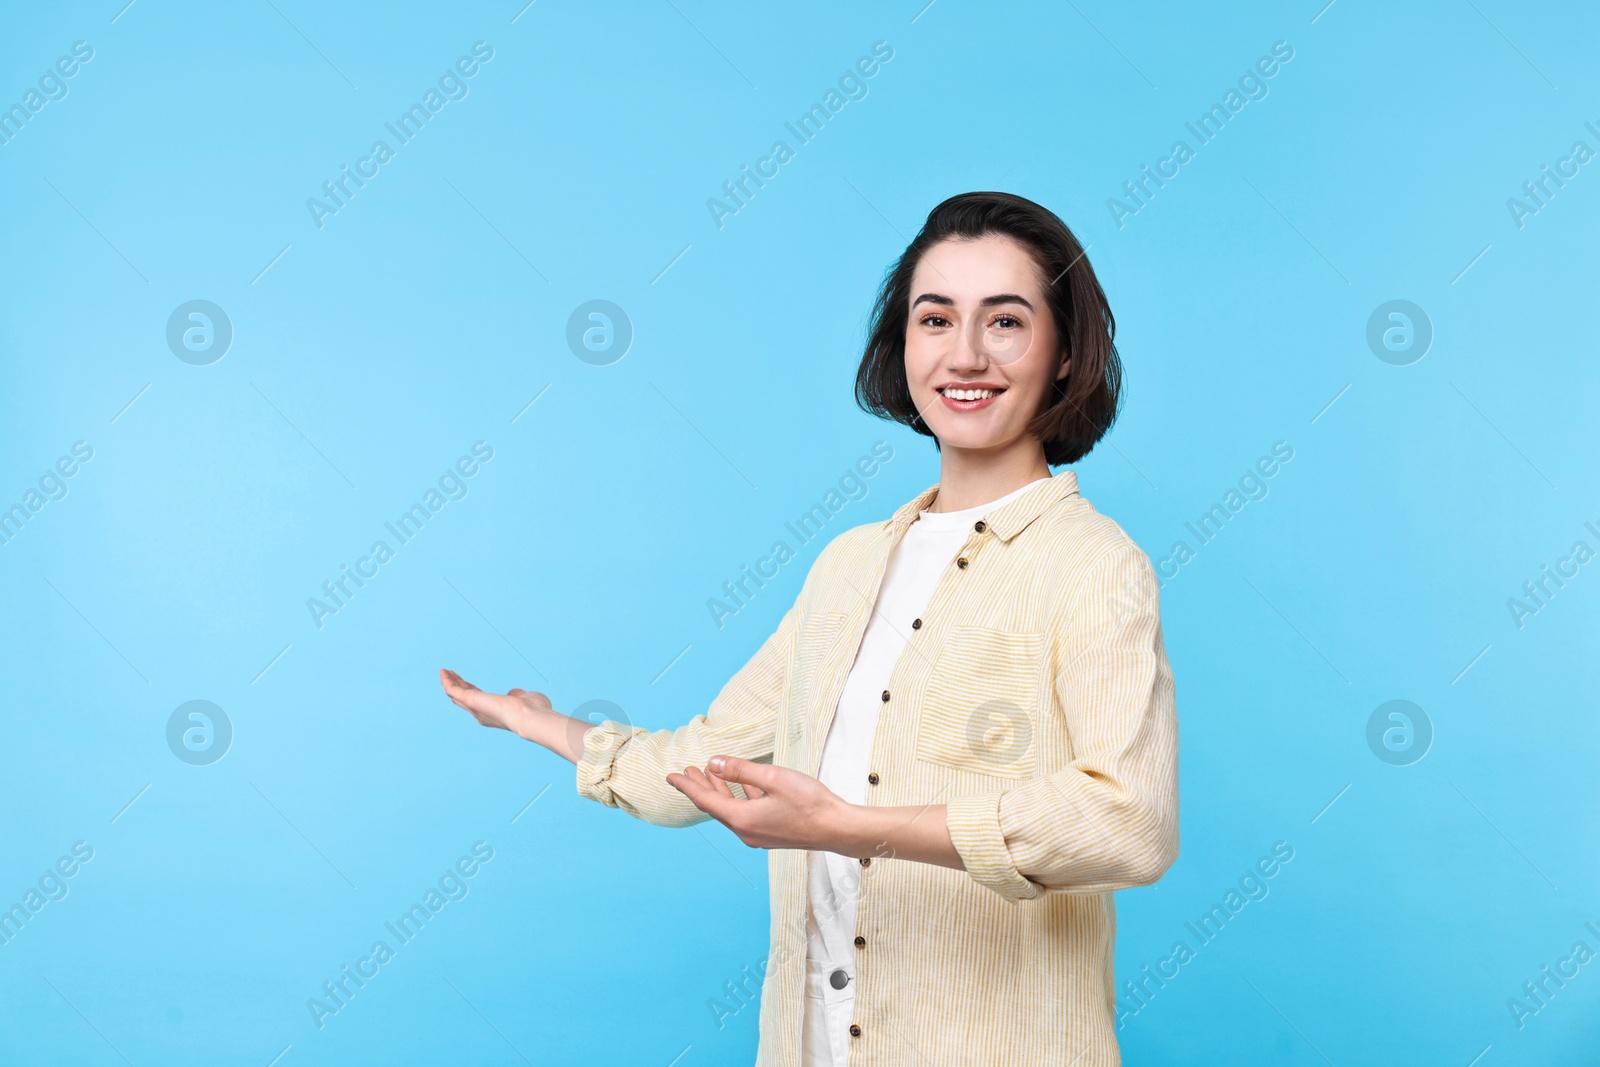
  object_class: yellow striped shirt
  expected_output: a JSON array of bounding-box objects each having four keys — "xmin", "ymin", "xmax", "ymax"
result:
[{"xmin": 576, "ymin": 469, "xmax": 1180, "ymax": 1065}]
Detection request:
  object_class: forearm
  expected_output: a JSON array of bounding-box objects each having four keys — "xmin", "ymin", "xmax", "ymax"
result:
[
  {"xmin": 826, "ymin": 801, "xmax": 964, "ymax": 872},
  {"xmin": 824, "ymin": 787, "xmax": 1175, "ymax": 890},
  {"xmin": 515, "ymin": 706, "xmax": 593, "ymax": 765}
]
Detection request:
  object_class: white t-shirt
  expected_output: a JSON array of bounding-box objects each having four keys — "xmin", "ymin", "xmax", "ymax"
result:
[{"xmin": 800, "ymin": 475, "xmax": 1053, "ymax": 1067}]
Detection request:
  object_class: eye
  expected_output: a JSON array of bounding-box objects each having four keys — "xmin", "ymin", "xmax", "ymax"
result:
[
  {"xmin": 991, "ymin": 314, "xmax": 1023, "ymax": 329},
  {"xmin": 918, "ymin": 313, "xmax": 952, "ymax": 329}
]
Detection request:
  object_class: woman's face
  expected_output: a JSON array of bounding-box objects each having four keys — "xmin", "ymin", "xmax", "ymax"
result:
[{"xmin": 903, "ymin": 234, "xmax": 1070, "ymax": 455}]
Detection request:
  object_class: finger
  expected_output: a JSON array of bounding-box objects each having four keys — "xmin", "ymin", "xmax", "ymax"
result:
[
  {"xmin": 445, "ymin": 683, "xmax": 507, "ymax": 719},
  {"xmin": 708, "ymin": 765, "xmax": 764, "ymax": 801},
  {"xmin": 698, "ymin": 766, "xmax": 749, "ymax": 801},
  {"xmin": 706, "ymin": 771, "xmax": 737, "ymax": 800},
  {"xmin": 676, "ymin": 766, "xmax": 717, "ymax": 797},
  {"xmin": 440, "ymin": 670, "xmax": 469, "ymax": 705},
  {"xmin": 706, "ymin": 755, "xmax": 780, "ymax": 793},
  {"xmin": 440, "ymin": 673, "xmax": 487, "ymax": 711},
  {"xmin": 440, "ymin": 669, "xmax": 481, "ymax": 693},
  {"xmin": 667, "ymin": 769, "xmax": 735, "ymax": 822}
]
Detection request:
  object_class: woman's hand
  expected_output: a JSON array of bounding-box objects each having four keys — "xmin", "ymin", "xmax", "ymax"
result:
[
  {"xmin": 667, "ymin": 755, "xmax": 852, "ymax": 852},
  {"xmin": 439, "ymin": 668, "xmax": 596, "ymax": 764},
  {"xmin": 439, "ymin": 668, "xmax": 549, "ymax": 738}
]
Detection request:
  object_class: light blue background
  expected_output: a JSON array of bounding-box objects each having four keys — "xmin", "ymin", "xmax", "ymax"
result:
[{"xmin": 2, "ymin": 1, "xmax": 1596, "ymax": 1064}]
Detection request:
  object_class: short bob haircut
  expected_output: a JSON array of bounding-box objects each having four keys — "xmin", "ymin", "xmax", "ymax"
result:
[{"xmin": 854, "ymin": 191, "xmax": 1122, "ymax": 467}]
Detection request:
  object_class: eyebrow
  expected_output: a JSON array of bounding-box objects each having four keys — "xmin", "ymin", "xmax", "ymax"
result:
[{"xmin": 911, "ymin": 292, "xmax": 1035, "ymax": 311}]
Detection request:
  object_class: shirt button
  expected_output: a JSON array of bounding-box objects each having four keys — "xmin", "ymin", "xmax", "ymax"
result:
[
  {"xmin": 911, "ymin": 618, "xmax": 922, "ymax": 629},
  {"xmin": 859, "ymin": 856, "xmax": 871, "ymax": 867},
  {"xmin": 867, "ymin": 772, "xmax": 879, "ymax": 785},
  {"xmin": 854, "ymin": 935, "xmax": 866, "ymax": 948},
  {"xmin": 849, "ymin": 1024, "xmax": 862, "ymax": 1038},
  {"xmin": 956, "ymin": 557, "xmax": 968, "ymax": 569},
  {"xmin": 829, "ymin": 968, "xmax": 849, "ymax": 990},
  {"xmin": 974, "ymin": 520, "xmax": 986, "ymax": 532},
  {"xmin": 881, "ymin": 690, "xmax": 890, "ymax": 702}
]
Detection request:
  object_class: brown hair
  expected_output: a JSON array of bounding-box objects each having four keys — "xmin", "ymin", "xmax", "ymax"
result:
[{"xmin": 853, "ymin": 191, "xmax": 1122, "ymax": 466}]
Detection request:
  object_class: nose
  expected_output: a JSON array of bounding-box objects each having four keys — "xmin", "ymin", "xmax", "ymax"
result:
[{"xmin": 948, "ymin": 321, "xmax": 990, "ymax": 374}]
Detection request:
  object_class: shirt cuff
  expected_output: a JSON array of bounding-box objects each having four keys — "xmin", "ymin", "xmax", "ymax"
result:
[
  {"xmin": 945, "ymin": 790, "xmax": 1044, "ymax": 903},
  {"xmin": 574, "ymin": 719, "xmax": 638, "ymax": 808}
]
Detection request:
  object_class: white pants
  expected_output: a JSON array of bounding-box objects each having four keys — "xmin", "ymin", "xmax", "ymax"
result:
[{"xmin": 801, "ymin": 955, "xmax": 855, "ymax": 1067}]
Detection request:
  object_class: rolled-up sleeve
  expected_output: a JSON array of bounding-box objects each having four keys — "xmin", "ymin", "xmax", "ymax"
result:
[
  {"xmin": 946, "ymin": 541, "xmax": 1180, "ymax": 902},
  {"xmin": 575, "ymin": 601, "xmax": 801, "ymax": 828}
]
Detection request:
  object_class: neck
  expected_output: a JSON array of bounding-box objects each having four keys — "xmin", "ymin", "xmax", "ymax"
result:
[{"xmin": 926, "ymin": 442, "xmax": 1053, "ymax": 513}]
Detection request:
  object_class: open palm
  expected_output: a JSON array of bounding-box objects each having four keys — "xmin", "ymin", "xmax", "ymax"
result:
[{"xmin": 438, "ymin": 668, "xmax": 549, "ymax": 737}]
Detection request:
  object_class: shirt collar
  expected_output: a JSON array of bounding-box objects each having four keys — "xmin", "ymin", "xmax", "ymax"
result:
[{"xmin": 885, "ymin": 469, "xmax": 1080, "ymax": 543}]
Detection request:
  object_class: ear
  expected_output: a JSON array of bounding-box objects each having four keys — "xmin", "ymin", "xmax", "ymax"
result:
[{"xmin": 1055, "ymin": 351, "xmax": 1072, "ymax": 383}]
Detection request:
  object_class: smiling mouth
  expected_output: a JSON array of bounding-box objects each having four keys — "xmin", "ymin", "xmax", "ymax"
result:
[{"xmin": 939, "ymin": 386, "xmax": 1005, "ymax": 401}]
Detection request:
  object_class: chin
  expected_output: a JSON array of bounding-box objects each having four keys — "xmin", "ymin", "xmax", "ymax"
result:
[{"xmin": 930, "ymin": 427, "xmax": 1007, "ymax": 451}]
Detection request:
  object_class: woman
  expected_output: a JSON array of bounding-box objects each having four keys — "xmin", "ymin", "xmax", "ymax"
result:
[{"xmin": 441, "ymin": 191, "xmax": 1179, "ymax": 1066}]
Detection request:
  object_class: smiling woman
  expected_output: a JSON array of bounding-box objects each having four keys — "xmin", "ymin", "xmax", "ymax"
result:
[
  {"xmin": 440, "ymin": 192, "xmax": 1179, "ymax": 1067},
  {"xmin": 854, "ymin": 191, "xmax": 1122, "ymax": 485}
]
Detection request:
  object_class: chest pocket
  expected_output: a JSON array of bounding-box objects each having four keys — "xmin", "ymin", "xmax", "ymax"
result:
[
  {"xmin": 914, "ymin": 626, "xmax": 1044, "ymax": 779},
  {"xmin": 785, "ymin": 612, "xmax": 852, "ymax": 757}
]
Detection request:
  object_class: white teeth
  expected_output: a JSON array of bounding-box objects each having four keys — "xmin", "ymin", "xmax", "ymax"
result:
[{"xmin": 942, "ymin": 387, "xmax": 999, "ymax": 400}]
